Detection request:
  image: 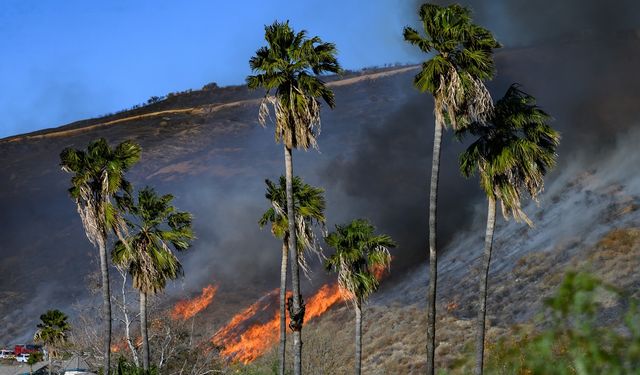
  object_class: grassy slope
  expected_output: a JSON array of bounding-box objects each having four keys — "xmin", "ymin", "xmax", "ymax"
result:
[{"xmin": 241, "ymin": 227, "xmax": 640, "ymax": 374}]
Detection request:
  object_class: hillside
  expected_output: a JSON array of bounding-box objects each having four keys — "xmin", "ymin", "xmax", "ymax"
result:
[{"xmin": 1, "ymin": 31, "xmax": 640, "ymax": 373}]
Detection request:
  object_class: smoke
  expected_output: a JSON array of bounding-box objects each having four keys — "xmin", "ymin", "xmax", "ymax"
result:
[
  {"xmin": 319, "ymin": 1, "xmax": 640, "ymax": 275},
  {"xmin": 384, "ymin": 123, "xmax": 640, "ymax": 313},
  {"xmin": 405, "ymin": 0, "xmax": 640, "ymax": 47}
]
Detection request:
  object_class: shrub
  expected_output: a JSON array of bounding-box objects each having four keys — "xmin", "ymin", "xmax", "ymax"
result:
[
  {"xmin": 114, "ymin": 357, "xmax": 158, "ymax": 375},
  {"xmin": 486, "ymin": 272, "xmax": 640, "ymax": 374}
]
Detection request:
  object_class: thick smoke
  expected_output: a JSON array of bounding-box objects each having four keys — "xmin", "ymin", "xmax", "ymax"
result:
[
  {"xmin": 406, "ymin": 0, "xmax": 640, "ymax": 46},
  {"xmin": 318, "ymin": 0, "xmax": 640, "ymax": 275}
]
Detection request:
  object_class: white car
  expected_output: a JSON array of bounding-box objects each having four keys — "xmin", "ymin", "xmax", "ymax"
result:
[
  {"xmin": 0, "ymin": 349, "xmax": 14, "ymax": 359},
  {"xmin": 15, "ymin": 353, "xmax": 29, "ymax": 363}
]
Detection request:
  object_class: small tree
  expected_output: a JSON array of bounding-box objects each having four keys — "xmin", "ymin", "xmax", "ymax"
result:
[
  {"xmin": 34, "ymin": 309, "xmax": 71, "ymax": 375},
  {"xmin": 27, "ymin": 352, "xmax": 44, "ymax": 375},
  {"xmin": 325, "ymin": 219, "xmax": 396, "ymax": 375}
]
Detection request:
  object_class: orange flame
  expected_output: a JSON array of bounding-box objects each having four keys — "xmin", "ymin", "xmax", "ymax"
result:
[
  {"xmin": 213, "ymin": 289, "xmax": 279, "ymax": 348},
  {"xmin": 305, "ymin": 284, "xmax": 342, "ymax": 320},
  {"xmin": 110, "ymin": 339, "xmax": 127, "ymax": 353},
  {"xmin": 213, "ymin": 284, "xmax": 342, "ymax": 363},
  {"xmin": 171, "ymin": 285, "xmax": 218, "ymax": 320},
  {"xmin": 372, "ymin": 263, "xmax": 388, "ymax": 281},
  {"xmin": 111, "ymin": 336, "xmax": 142, "ymax": 353}
]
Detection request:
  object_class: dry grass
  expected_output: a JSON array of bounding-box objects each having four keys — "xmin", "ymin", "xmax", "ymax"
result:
[{"xmin": 241, "ymin": 227, "xmax": 640, "ymax": 374}]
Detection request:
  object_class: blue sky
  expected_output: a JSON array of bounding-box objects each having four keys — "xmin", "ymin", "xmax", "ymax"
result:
[{"xmin": 0, "ymin": 0, "xmax": 420, "ymax": 138}]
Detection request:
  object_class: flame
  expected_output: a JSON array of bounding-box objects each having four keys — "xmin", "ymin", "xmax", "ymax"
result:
[
  {"xmin": 213, "ymin": 284, "xmax": 342, "ymax": 363},
  {"xmin": 372, "ymin": 263, "xmax": 388, "ymax": 281},
  {"xmin": 213, "ymin": 288, "xmax": 279, "ymax": 348},
  {"xmin": 171, "ymin": 285, "xmax": 218, "ymax": 320},
  {"xmin": 110, "ymin": 339, "xmax": 127, "ymax": 353},
  {"xmin": 217, "ymin": 311, "xmax": 280, "ymax": 363},
  {"xmin": 305, "ymin": 284, "xmax": 342, "ymax": 320},
  {"xmin": 110, "ymin": 336, "xmax": 142, "ymax": 353}
]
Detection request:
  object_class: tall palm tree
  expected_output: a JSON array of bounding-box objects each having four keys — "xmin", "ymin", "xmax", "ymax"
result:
[
  {"xmin": 325, "ymin": 219, "xmax": 395, "ymax": 375},
  {"xmin": 403, "ymin": 4, "xmax": 500, "ymax": 372},
  {"xmin": 259, "ymin": 175, "xmax": 326, "ymax": 375},
  {"xmin": 247, "ymin": 20, "xmax": 341, "ymax": 375},
  {"xmin": 34, "ymin": 309, "xmax": 71, "ymax": 375},
  {"xmin": 60, "ymin": 138, "xmax": 141, "ymax": 375},
  {"xmin": 458, "ymin": 84, "xmax": 560, "ymax": 374},
  {"xmin": 112, "ymin": 187, "xmax": 194, "ymax": 371}
]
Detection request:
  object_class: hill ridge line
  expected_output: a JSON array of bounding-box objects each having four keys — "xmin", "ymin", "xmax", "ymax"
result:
[{"xmin": 0, "ymin": 65, "xmax": 419, "ymax": 143}]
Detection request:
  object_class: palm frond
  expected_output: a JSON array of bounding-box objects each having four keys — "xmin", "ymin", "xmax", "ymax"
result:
[
  {"xmin": 458, "ymin": 84, "xmax": 560, "ymax": 225},
  {"xmin": 259, "ymin": 176, "xmax": 326, "ymax": 278},
  {"xmin": 404, "ymin": 3, "xmax": 500, "ymax": 130},
  {"xmin": 113, "ymin": 186, "xmax": 194, "ymax": 294},
  {"xmin": 247, "ymin": 21, "xmax": 341, "ymax": 150},
  {"xmin": 325, "ymin": 219, "xmax": 396, "ymax": 306}
]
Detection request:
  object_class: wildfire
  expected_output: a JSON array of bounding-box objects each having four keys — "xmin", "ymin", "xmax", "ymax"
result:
[
  {"xmin": 171, "ymin": 285, "xmax": 218, "ymax": 320},
  {"xmin": 305, "ymin": 284, "xmax": 343, "ymax": 320},
  {"xmin": 110, "ymin": 336, "xmax": 141, "ymax": 353},
  {"xmin": 213, "ymin": 289, "xmax": 279, "ymax": 348},
  {"xmin": 213, "ymin": 284, "xmax": 343, "ymax": 364}
]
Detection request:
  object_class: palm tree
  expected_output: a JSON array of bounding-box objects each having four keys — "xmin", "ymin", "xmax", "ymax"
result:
[
  {"xmin": 325, "ymin": 219, "xmax": 395, "ymax": 375},
  {"xmin": 247, "ymin": 20, "xmax": 341, "ymax": 375},
  {"xmin": 458, "ymin": 84, "xmax": 560, "ymax": 374},
  {"xmin": 34, "ymin": 309, "xmax": 71, "ymax": 375},
  {"xmin": 60, "ymin": 138, "xmax": 141, "ymax": 375},
  {"xmin": 259, "ymin": 175, "xmax": 326, "ymax": 375},
  {"xmin": 112, "ymin": 187, "xmax": 194, "ymax": 371},
  {"xmin": 403, "ymin": 4, "xmax": 500, "ymax": 372}
]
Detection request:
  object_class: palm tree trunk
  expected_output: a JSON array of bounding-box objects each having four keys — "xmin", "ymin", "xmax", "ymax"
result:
[
  {"xmin": 98, "ymin": 239, "xmax": 112, "ymax": 375},
  {"xmin": 284, "ymin": 145, "xmax": 303, "ymax": 375},
  {"xmin": 48, "ymin": 350, "xmax": 51, "ymax": 375},
  {"xmin": 355, "ymin": 302, "xmax": 362, "ymax": 375},
  {"xmin": 279, "ymin": 241, "xmax": 289, "ymax": 375},
  {"xmin": 475, "ymin": 197, "xmax": 496, "ymax": 375},
  {"xmin": 426, "ymin": 119, "xmax": 443, "ymax": 375},
  {"xmin": 140, "ymin": 291, "xmax": 150, "ymax": 371}
]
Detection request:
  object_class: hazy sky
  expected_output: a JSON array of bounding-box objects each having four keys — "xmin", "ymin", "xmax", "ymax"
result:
[{"xmin": 0, "ymin": 0, "xmax": 418, "ymax": 139}]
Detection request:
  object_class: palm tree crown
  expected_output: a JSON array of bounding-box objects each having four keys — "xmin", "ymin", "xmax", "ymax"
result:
[
  {"xmin": 259, "ymin": 176, "xmax": 326, "ymax": 269},
  {"xmin": 112, "ymin": 187, "xmax": 194, "ymax": 294},
  {"xmin": 404, "ymin": 3, "xmax": 501, "ymax": 128},
  {"xmin": 60, "ymin": 138, "xmax": 141, "ymax": 245},
  {"xmin": 325, "ymin": 219, "xmax": 396, "ymax": 305},
  {"xmin": 247, "ymin": 20, "xmax": 341, "ymax": 150},
  {"xmin": 459, "ymin": 84, "xmax": 561, "ymax": 224}
]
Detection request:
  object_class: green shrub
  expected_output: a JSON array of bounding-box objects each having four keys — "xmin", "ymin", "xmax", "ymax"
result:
[
  {"xmin": 114, "ymin": 357, "xmax": 158, "ymax": 375},
  {"xmin": 486, "ymin": 272, "xmax": 640, "ymax": 374}
]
